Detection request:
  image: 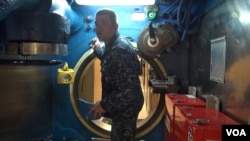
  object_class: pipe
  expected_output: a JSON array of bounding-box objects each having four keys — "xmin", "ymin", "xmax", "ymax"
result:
[
  {"xmin": 181, "ymin": 0, "xmax": 193, "ymax": 41},
  {"xmin": 177, "ymin": 0, "xmax": 185, "ymax": 31},
  {"xmin": 0, "ymin": 0, "xmax": 40, "ymax": 21},
  {"xmin": 50, "ymin": 0, "xmax": 84, "ymax": 34}
]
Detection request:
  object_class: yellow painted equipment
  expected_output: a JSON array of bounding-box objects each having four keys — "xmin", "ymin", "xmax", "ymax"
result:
[{"xmin": 57, "ymin": 62, "xmax": 74, "ymax": 84}]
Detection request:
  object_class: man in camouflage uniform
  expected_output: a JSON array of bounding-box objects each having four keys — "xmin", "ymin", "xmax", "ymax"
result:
[{"xmin": 89, "ymin": 8, "xmax": 144, "ymax": 141}]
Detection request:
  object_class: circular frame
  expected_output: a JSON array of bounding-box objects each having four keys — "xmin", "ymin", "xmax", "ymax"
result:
[{"xmin": 70, "ymin": 49, "xmax": 167, "ymax": 139}]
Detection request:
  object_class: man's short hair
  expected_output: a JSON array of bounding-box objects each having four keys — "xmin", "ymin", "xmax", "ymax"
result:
[{"xmin": 96, "ymin": 8, "xmax": 118, "ymax": 24}]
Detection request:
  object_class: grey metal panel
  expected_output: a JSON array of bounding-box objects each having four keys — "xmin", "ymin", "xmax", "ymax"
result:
[
  {"xmin": 0, "ymin": 64, "xmax": 53, "ymax": 140},
  {"xmin": 210, "ymin": 36, "xmax": 226, "ymax": 83}
]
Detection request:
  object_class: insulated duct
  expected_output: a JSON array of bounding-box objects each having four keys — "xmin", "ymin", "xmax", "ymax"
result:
[
  {"xmin": 0, "ymin": 0, "xmax": 83, "ymax": 56},
  {"xmin": 0, "ymin": 0, "xmax": 40, "ymax": 21}
]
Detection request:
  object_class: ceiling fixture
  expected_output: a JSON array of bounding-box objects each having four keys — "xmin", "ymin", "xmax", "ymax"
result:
[{"xmin": 75, "ymin": 0, "xmax": 155, "ymax": 6}]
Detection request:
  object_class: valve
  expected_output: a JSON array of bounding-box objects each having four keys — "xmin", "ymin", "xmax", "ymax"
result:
[
  {"xmin": 57, "ymin": 62, "xmax": 74, "ymax": 84},
  {"xmin": 148, "ymin": 22, "xmax": 156, "ymax": 44}
]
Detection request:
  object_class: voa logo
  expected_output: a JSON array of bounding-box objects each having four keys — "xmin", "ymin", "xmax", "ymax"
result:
[{"xmin": 226, "ymin": 129, "xmax": 246, "ymax": 136}]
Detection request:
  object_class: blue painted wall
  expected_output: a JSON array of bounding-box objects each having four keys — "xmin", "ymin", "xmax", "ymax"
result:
[
  {"xmin": 52, "ymin": 5, "xmax": 165, "ymax": 141},
  {"xmin": 0, "ymin": 0, "xmax": 224, "ymax": 140},
  {"xmin": 39, "ymin": 1, "xmax": 224, "ymax": 140}
]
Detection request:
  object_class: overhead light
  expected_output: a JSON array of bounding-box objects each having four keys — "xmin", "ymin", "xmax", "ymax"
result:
[
  {"xmin": 239, "ymin": 11, "xmax": 250, "ymax": 24},
  {"xmin": 75, "ymin": 0, "xmax": 155, "ymax": 6}
]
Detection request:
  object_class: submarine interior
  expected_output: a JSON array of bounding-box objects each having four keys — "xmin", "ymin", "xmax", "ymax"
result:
[{"xmin": 0, "ymin": 0, "xmax": 250, "ymax": 140}]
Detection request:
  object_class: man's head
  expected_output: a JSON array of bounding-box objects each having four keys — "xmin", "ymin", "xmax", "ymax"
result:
[{"xmin": 95, "ymin": 8, "xmax": 118, "ymax": 44}]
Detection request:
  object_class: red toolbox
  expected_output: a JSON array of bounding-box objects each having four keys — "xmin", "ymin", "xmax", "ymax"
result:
[
  {"xmin": 174, "ymin": 106, "xmax": 239, "ymax": 141},
  {"xmin": 164, "ymin": 93, "xmax": 206, "ymax": 141}
]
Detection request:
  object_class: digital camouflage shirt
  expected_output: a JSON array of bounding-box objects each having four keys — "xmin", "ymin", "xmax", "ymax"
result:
[{"xmin": 93, "ymin": 32, "xmax": 144, "ymax": 118}]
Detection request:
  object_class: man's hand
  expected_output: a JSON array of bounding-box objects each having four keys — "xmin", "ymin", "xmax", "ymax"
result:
[
  {"xmin": 89, "ymin": 37, "xmax": 101, "ymax": 49},
  {"xmin": 88, "ymin": 101, "xmax": 105, "ymax": 119}
]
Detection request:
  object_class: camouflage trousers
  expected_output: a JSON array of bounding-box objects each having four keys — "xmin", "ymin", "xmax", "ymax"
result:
[
  {"xmin": 109, "ymin": 91, "xmax": 143, "ymax": 141},
  {"xmin": 111, "ymin": 115, "xmax": 138, "ymax": 141}
]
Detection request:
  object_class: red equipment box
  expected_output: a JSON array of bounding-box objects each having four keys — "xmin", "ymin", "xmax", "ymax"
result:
[
  {"xmin": 164, "ymin": 93, "xmax": 239, "ymax": 141},
  {"xmin": 174, "ymin": 106, "xmax": 239, "ymax": 141},
  {"xmin": 164, "ymin": 93, "xmax": 206, "ymax": 141}
]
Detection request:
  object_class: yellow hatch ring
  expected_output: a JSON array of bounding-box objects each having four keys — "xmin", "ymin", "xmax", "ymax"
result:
[{"xmin": 70, "ymin": 49, "xmax": 167, "ymax": 139}]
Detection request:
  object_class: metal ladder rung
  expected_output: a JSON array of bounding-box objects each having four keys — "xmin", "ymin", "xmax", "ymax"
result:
[
  {"xmin": 91, "ymin": 137, "xmax": 145, "ymax": 141},
  {"xmin": 91, "ymin": 137, "xmax": 110, "ymax": 141}
]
